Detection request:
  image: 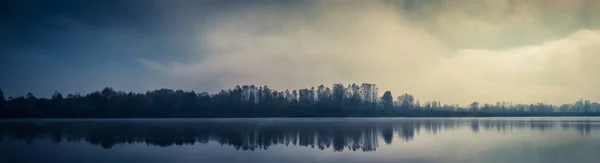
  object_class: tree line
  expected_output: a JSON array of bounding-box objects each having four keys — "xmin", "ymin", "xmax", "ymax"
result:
[{"xmin": 0, "ymin": 83, "xmax": 599, "ymax": 118}]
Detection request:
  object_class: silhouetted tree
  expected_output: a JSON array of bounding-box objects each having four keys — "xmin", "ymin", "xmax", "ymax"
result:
[
  {"xmin": 0, "ymin": 88, "xmax": 5, "ymax": 111},
  {"xmin": 25, "ymin": 92, "xmax": 37, "ymax": 100},
  {"xmin": 381, "ymin": 91, "xmax": 393, "ymax": 110},
  {"xmin": 398, "ymin": 93, "xmax": 414, "ymax": 110},
  {"xmin": 0, "ymin": 88, "xmax": 4, "ymax": 102},
  {"xmin": 1, "ymin": 83, "xmax": 598, "ymax": 118},
  {"xmin": 470, "ymin": 101, "xmax": 479, "ymax": 112}
]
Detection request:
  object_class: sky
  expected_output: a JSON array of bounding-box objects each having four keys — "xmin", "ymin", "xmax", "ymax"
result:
[{"xmin": 1, "ymin": 0, "xmax": 599, "ymax": 105}]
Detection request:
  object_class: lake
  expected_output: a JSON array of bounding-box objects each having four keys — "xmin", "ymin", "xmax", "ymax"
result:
[{"xmin": 1, "ymin": 117, "xmax": 599, "ymax": 163}]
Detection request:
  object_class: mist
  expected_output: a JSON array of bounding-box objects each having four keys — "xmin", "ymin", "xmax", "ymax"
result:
[{"xmin": 141, "ymin": 0, "xmax": 600, "ymax": 105}]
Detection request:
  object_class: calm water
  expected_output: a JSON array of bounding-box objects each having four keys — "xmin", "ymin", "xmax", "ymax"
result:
[{"xmin": 1, "ymin": 117, "xmax": 599, "ymax": 163}]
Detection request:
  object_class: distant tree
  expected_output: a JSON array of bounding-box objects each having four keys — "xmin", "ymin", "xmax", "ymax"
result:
[
  {"xmin": 349, "ymin": 84, "xmax": 361, "ymax": 103},
  {"xmin": 431, "ymin": 101, "xmax": 439, "ymax": 111},
  {"xmin": 381, "ymin": 91, "xmax": 393, "ymax": 110},
  {"xmin": 25, "ymin": 92, "xmax": 37, "ymax": 100},
  {"xmin": 101, "ymin": 87, "xmax": 115, "ymax": 99},
  {"xmin": 0, "ymin": 88, "xmax": 4, "ymax": 102},
  {"xmin": 470, "ymin": 101, "xmax": 480, "ymax": 112},
  {"xmin": 309, "ymin": 87, "xmax": 316, "ymax": 104},
  {"xmin": 559, "ymin": 104, "xmax": 570, "ymax": 112},
  {"xmin": 575, "ymin": 99, "xmax": 584, "ymax": 112},
  {"xmin": 316, "ymin": 85, "xmax": 327, "ymax": 102},
  {"xmin": 52, "ymin": 91, "xmax": 64, "ymax": 100},
  {"xmin": 332, "ymin": 83, "xmax": 345, "ymax": 108},
  {"xmin": 0, "ymin": 88, "xmax": 5, "ymax": 111},
  {"xmin": 584, "ymin": 100, "xmax": 591, "ymax": 113},
  {"xmin": 291, "ymin": 90, "xmax": 298, "ymax": 103},
  {"xmin": 1, "ymin": 83, "xmax": 599, "ymax": 118},
  {"xmin": 414, "ymin": 100, "xmax": 420, "ymax": 109},
  {"xmin": 397, "ymin": 93, "xmax": 414, "ymax": 110},
  {"xmin": 298, "ymin": 89, "xmax": 312, "ymax": 105}
]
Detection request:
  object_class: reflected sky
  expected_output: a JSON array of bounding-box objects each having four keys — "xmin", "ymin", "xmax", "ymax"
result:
[{"xmin": 1, "ymin": 118, "xmax": 600, "ymax": 163}]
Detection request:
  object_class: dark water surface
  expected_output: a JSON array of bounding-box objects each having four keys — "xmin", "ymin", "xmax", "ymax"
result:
[{"xmin": 1, "ymin": 117, "xmax": 599, "ymax": 163}]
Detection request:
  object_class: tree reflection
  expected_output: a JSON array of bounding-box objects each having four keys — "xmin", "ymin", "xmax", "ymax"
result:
[{"xmin": 0, "ymin": 119, "xmax": 598, "ymax": 151}]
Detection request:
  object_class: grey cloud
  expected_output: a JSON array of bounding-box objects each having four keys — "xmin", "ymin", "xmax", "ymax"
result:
[{"xmin": 142, "ymin": 0, "xmax": 600, "ymax": 105}]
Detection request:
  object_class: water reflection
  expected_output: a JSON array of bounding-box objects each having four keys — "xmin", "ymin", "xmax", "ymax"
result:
[{"xmin": 1, "ymin": 118, "xmax": 598, "ymax": 152}]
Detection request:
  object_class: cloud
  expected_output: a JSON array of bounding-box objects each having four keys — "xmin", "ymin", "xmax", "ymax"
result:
[
  {"xmin": 141, "ymin": 0, "xmax": 600, "ymax": 105},
  {"xmin": 425, "ymin": 29, "xmax": 600, "ymax": 104}
]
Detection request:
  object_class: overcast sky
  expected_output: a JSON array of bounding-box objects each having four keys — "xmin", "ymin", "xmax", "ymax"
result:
[{"xmin": 1, "ymin": 0, "xmax": 599, "ymax": 105}]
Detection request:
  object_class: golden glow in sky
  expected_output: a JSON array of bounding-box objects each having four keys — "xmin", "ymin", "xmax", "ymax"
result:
[{"xmin": 141, "ymin": 0, "xmax": 600, "ymax": 105}]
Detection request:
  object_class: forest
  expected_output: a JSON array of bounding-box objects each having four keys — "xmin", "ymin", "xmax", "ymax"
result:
[{"xmin": 1, "ymin": 83, "xmax": 599, "ymax": 118}]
